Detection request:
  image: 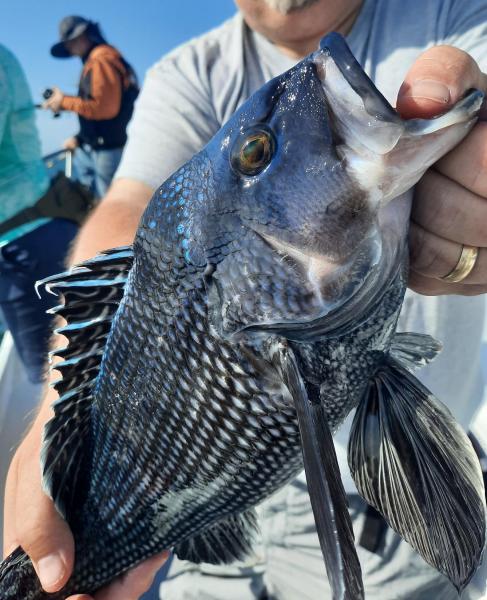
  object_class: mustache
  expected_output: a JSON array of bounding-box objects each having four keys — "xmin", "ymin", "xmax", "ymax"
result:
[{"xmin": 263, "ymin": 0, "xmax": 319, "ymax": 14}]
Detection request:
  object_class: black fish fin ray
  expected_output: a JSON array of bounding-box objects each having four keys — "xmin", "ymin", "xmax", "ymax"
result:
[
  {"xmin": 390, "ymin": 331, "xmax": 442, "ymax": 371},
  {"xmin": 348, "ymin": 358, "xmax": 486, "ymax": 592},
  {"xmin": 278, "ymin": 342, "xmax": 364, "ymax": 600},
  {"xmin": 174, "ymin": 509, "xmax": 258, "ymax": 565},
  {"xmin": 0, "ymin": 546, "xmax": 40, "ymax": 599},
  {"xmin": 39, "ymin": 246, "xmax": 134, "ymax": 518}
]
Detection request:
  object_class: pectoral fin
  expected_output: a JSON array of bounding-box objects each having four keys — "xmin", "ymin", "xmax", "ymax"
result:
[
  {"xmin": 348, "ymin": 358, "xmax": 486, "ymax": 592},
  {"xmin": 389, "ymin": 332, "xmax": 442, "ymax": 371},
  {"xmin": 279, "ymin": 343, "xmax": 364, "ymax": 600}
]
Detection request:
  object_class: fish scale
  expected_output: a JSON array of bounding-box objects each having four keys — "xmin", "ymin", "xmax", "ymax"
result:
[
  {"xmin": 1, "ymin": 33, "xmax": 485, "ymax": 599},
  {"xmin": 85, "ymin": 228, "xmax": 304, "ymax": 552}
]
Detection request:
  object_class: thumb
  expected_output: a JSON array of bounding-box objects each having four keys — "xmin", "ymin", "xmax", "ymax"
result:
[
  {"xmin": 396, "ymin": 45, "xmax": 487, "ymax": 119},
  {"xmin": 22, "ymin": 501, "xmax": 74, "ymax": 593},
  {"xmin": 11, "ymin": 445, "xmax": 75, "ymax": 593}
]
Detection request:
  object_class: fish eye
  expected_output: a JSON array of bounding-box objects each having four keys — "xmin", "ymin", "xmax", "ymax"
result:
[{"xmin": 231, "ymin": 129, "xmax": 275, "ymax": 176}]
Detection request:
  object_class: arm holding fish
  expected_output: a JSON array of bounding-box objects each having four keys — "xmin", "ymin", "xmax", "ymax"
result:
[
  {"xmin": 397, "ymin": 45, "xmax": 487, "ymax": 295},
  {"xmin": 69, "ymin": 178, "xmax": 153, "ymax": 263}
]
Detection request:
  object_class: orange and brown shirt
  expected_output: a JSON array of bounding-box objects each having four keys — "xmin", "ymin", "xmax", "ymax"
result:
[{"xmin": 61, "ymin": 44, "xmax": 133, "ymax": 121}]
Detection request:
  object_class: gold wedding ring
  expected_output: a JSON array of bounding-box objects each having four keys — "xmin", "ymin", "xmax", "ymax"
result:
[{"xmin": 441, "ymin": 244, "xmax": 479, "ymax": 283}]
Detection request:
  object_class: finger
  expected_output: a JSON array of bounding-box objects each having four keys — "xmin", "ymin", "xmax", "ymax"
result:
[
  {"xmin": 409, "ymin": 269, "xmax": 487, "ymax": 296},
  {"xmin": 397, "ymin": 45, "xmax": 487, "ymax": 119},
  {"xmin": 412, "ymin": 169, "xmax": 487, "ymax": 246},
  {"xmin": 13, "ymin": 442, "xmax": 75, "ymax": 593},
  {"xmin": 409, "ymin": 222, "xmax": 486, "ymax": 284},
  {"xmin": 434, "ymin": 122, "xmax": 487, "ymax": 198},
  {"xmin": 94, "ymin": 552, "xmax": 169, "ymax": 600}
]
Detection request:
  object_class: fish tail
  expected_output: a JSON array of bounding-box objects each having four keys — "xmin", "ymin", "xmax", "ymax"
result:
[
  {"xmin": 0, "ymin": 546, "xmax": 56, "ymax": 600},
  {"xmin": 348, "ymin": 335, "xmax": 486, "ymax": 592}
]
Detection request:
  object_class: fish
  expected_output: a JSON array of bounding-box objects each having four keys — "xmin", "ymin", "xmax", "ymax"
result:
[{"xmin": 0, "ymin": 33, "xmax": 485, "ymax": 600}]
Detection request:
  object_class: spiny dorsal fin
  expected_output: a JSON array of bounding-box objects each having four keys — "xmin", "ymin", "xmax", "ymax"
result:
[{"xmin": 38, "ymin": 246, "xmax": 133, "ymax": 518}]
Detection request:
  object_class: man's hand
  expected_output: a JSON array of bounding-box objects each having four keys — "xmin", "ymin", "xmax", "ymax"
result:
[
  {"xmin": 3, "ymin": 384, "xmax": 168, "ymax": 600},
  {"xmin": 42, "ymin": 87, "xmax": 64, "ymax": 113},
  {"xmin": 63, "ymin": 136, "xmax": 79, "ymax": 152},
  {"xmin": 4, "ymin": 405, "xmax": 74, "ymax": 593},
  {"xmin": 396, "ymin": 46, "xmax": 487, "ymax": 295}
]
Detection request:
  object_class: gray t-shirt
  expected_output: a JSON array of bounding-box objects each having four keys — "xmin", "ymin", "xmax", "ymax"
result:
[{"xmin": 116, "ymin": 2, "xmax": 487, "ymax": 598}]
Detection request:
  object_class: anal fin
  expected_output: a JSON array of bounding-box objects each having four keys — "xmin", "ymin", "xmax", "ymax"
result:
[
  {"xmin": 348, "ymin": 358, "xmax": 486, "ymax": 592},
  {"xmin": 174, "ymin": 509, "xmax": 258, "ymax": 565}
]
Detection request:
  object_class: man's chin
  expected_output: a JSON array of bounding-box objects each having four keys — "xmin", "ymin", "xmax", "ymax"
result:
[{"xmin": 262, "ymin": 0, "xmax": 319, "ymax": 15}]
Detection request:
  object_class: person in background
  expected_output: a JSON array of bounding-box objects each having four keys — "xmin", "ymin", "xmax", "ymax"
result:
[
  {"xmin": 43, "ymin": 16, "xmax": 139, "ymax": 198},
  {"xmin": 0, "ymin": 43, "xmax": 80, "ymax": 555},
  {"xmin": 4, "ymin": 1, "xmax": 487, "ymax": 599},
  {"xmin": 0, "ymin": 43, "xmax": 78, "ymax": 383}
]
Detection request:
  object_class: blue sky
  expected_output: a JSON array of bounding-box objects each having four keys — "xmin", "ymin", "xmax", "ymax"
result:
[{"xmin": 3, "ymin": 1, "xmax": 236, "ymax": 154}]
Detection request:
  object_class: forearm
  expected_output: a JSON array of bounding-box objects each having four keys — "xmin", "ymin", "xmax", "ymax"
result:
[
  {"xmin": 61, "ymin": 60, "xmax": 123, "ymax": 121},
  {"xmin": 61, "ymin": 93, "xmax": 120, "ymax": 121},
  {"xmin": 69, "ymin": 178, "xmax": 153, "ymax": 265}
]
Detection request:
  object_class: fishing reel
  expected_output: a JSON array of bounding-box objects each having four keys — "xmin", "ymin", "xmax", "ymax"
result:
[{"xmin": 35, "ymin": 88, "xmax": 61, "ymax": 118}]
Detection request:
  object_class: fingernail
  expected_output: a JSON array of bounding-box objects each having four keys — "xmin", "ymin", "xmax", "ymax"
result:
[
  {"xmin": 36, "ymin": 553, "xmax": 65, "ymax": 590},
  {"xmin": 406, "ymin": 79, "xmax": 451, "ymax": 104}
]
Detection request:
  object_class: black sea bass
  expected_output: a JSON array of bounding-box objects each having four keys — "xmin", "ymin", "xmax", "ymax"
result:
[{"xmin": 1, "ymin": 33, "xmax": 485, "ymax": 600}]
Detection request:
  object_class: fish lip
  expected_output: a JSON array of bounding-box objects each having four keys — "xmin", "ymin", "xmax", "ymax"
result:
[
  {"xmin": 314, "ymin": 32, "xmax": 401, "ymax": 126},
  {"xmin": 314, "ymin": 33, "xmax": 484, "ymax": 131}
]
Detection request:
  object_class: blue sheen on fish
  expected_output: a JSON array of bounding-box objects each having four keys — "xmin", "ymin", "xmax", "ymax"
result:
[{"xmin": 0, "ymin": 33, "xmax": 485, "ymax": 600}]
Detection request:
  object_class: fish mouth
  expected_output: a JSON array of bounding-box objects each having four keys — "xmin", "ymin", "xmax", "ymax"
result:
[
  {"xmin": 314, "ymin": 32, "xmax": 484, "ymax": 151},
  {"xmin": 312, "ymin": 33, "xmax": 484, "ymax": 205},
  {"xmin": 313, "ymin": 33, "xmax": 405, "ymax": 157},
  {"xmin": 243, "ymin": 37, "xmax": 484, "ymax": 341}
]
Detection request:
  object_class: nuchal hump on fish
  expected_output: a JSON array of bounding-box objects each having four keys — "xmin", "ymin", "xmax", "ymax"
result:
[{"xmin": 0, "ymin": 33, "xmax": 484, "ymax": 600}]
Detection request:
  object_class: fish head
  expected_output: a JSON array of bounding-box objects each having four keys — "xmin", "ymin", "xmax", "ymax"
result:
[{"xmin": 183, "ymin": 34, "xmax": 483, "ymax": 339}]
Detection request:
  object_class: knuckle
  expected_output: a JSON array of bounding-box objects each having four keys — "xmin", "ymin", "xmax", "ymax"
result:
[
  {"xmin": 17, "ymin": 520, "xmax": 56, "ymax": 559},
  {"xmin": 407, "ymin": 270, "xmax": 439, "ymax": 296},
  {"xmin": 469, "ymin": 124, "xmax": 487, "ymax": 195},
  {"xmin": 409, "ymin": 224, "xmax": 451, "ymax": 277}
]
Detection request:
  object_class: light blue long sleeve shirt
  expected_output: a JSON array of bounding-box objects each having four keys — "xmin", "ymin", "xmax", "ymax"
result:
[{"xmin": 0, "ymin": 44, "xmax": 49, "ymax": 245}]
